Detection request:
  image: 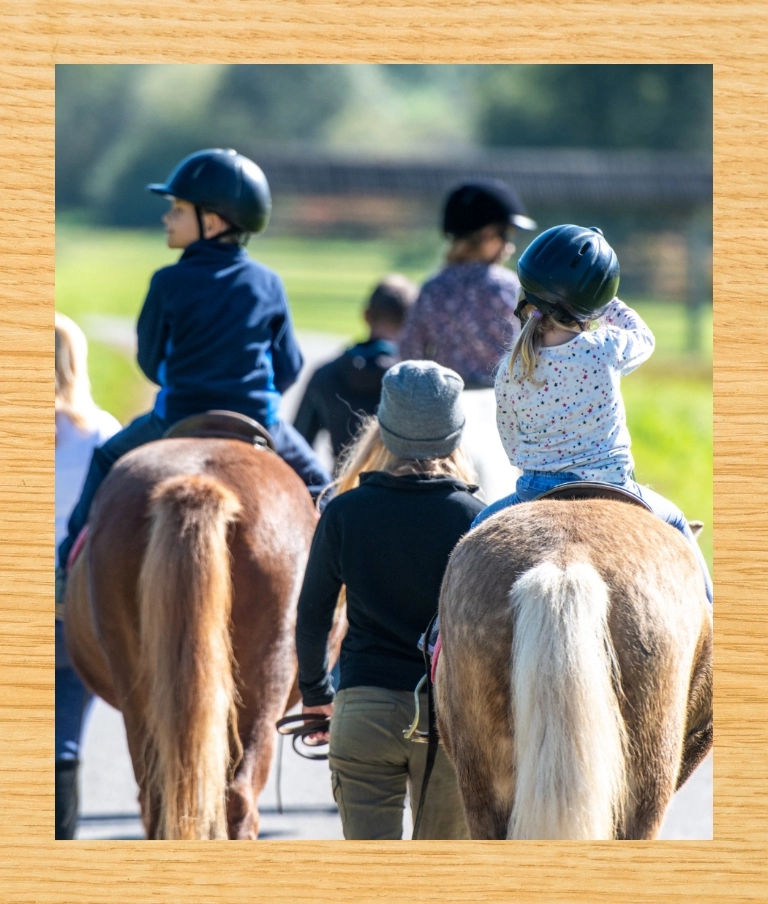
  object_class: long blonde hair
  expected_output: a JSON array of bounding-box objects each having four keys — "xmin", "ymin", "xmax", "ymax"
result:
[
  {"xmin": 55, "ymin": 312, "xmax": 98, "ymax": 432},
  {"xmin": 509, "ymin": 301, "xmax": 583, "ymax": 384},
  {"xmin": 324, "ymin": 416, "xmax": 477, "ymax": 502}
]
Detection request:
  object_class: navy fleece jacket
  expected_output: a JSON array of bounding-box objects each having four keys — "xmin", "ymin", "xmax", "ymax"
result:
[{"xmin": 137, "ymin": 239, "xmax": 303, "ymax": 426}]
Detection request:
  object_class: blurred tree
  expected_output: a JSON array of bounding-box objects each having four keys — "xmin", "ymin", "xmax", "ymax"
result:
[
  {"xmin": 55, "ymin": 64, "xmax": 712, "ymax": 227},
  {"xmin": 474, "ymin": 65, "xmax": 712, "ymax": 152},
  {"xmin": 55, "ymin": 66, "xmax": 141, "ymax": 209},
  {"xmin": 210, "ymin": 65, "xmax": 351, "ymax": 147}
]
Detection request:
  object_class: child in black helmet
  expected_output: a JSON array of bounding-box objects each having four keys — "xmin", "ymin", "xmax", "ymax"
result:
[
  {"xmin": 56, "ymin": 148, "xmax": 332, "ymax": 585},
  {"xmin": 472, "ymin": 224, "xmax": 712, "ymax": 605}
]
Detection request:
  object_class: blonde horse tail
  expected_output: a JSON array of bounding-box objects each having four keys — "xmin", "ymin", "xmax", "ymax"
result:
[
  {"xmin": 138, "ymin": 474, "xmax": 242, "ymax": 840},
  {"xmin": 509, "ymin": 560, "xmax": 628, "ymax": 839}
]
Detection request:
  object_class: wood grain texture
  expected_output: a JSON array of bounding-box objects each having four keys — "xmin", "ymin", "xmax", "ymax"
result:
[{"xmin": 0, "ymin": 2, "xmax": 764, "ymax": 900}]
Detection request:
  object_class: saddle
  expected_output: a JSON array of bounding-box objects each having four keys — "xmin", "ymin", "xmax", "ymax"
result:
[
  {"xmin": 162, "ymin": 410, "xmax": 277, "ymax": 452},
  {"xmin": 534, "ymin": 480, "xmax": 653, "ymax": 512}
]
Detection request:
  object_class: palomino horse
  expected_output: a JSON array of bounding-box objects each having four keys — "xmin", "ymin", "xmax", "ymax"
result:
[
  {"xmin": 64, "ymin": 428, "xmax": 341, "ymax": 839},
  {"xmin": 435, "ymin": 497, "xmax": 712, "ymax": 840}
]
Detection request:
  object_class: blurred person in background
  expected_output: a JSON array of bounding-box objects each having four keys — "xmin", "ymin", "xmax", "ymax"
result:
[
  {"xmin": 56, "ymin": 148, "xmax": 333, "ymax": 605},
  {"xmin": 398, "ymin": 179, "xmax": 537, "ymax": 503},
  {"xmin": 55, "ymin": 312, "xmax": 122, "ymax": 840},
  {"xmin": 293, "ymin": 274, "xmax": 417, "ymax": 470},
  {"xmin": 296, "ymin": 361, "xmax": 482, "ymax": 840}
]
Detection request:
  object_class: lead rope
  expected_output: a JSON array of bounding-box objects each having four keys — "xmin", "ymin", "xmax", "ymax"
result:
[{"xmin": 410, "ymin": 611, "xmax": 440, "ymax": 841}]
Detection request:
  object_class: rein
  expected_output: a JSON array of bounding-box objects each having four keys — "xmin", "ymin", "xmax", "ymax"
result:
[
  {"xmin": 408, "ymin": 611, "xmax": 440, "ymax": 840},
  {"xmin": 275, "ymin": 713, "xmax": 331, "ymax": 761}
]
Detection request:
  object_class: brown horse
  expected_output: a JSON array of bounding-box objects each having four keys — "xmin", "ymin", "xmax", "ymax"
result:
[
  {"xmin": 64, "ymin": 434, "xmax": 342, "ymax": 840},
  {"xmin": 435, "ymin": 498, "xmax": 712, "ymax": 840}
]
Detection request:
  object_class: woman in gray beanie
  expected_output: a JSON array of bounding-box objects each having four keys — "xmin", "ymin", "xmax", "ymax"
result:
[{"xmin": 295, "ymin": 360, "xmax": 483, "ymax": 840}]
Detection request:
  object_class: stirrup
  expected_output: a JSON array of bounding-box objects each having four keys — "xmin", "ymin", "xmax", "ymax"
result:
[{"xmin": 402, "ymin": 674, "xmax": 429, "ymax": 743}]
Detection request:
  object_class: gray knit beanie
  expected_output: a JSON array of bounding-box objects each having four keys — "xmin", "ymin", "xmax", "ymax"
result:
[{"xmin": 377, "ymin": 360, "xmax": 465, "ymax": 460}]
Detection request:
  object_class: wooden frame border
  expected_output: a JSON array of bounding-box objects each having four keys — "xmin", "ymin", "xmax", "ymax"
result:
[{"xmin": 1, "ymin": 4, "xmax": 764, "ymax": 901}]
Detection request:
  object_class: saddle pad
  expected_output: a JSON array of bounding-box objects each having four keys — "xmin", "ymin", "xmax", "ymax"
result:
[
  {"xmin": 66, "ymin": 525, "xmax": 89, "ymax": 572},
  {"xmin": 430, "ymin": 632, "xmax": 442, "ymax": 684}
]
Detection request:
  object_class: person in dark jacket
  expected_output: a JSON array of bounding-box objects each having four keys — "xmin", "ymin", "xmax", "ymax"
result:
[
  {"xmin": 56, "ymin": 148, "xmax": 331, "ymax": 587},
  {"xmin": 296, "ymin": 360, "xmax": 483, "ymax": 840},
  {"xmin": 293, "ymin": 274, "xmax": 417, "ymax": 467}
]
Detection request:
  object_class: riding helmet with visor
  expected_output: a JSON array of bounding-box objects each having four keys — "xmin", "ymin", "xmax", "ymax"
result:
[
  {"xmin": 515, "ymin": 224, "xmax": 620, "ymax": 326},
  {"xmin": 442, "ymin": 178, "xmax": 537, "ymax": 238},
  {"xmin": 147, "ymin": 148, "xmax": 272, "ymax": 237}
]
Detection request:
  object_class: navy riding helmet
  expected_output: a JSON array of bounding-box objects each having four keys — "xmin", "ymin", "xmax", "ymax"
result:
[
  {"xmin": 147, "ymin": 148, "xmax": 272, "ymax": 236},
  {"xmin": 515, "ymin": 225, "xmax": 620, "ymax": 325}
]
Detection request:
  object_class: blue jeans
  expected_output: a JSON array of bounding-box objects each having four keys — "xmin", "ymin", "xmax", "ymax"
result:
[
  {"xmin": 55, "ymin": 622, "xmax": 94, "ymax": 762},
  {"xmin": 472, "ymin": 470, "xmax": 713, "ymax": 606},
  {"xmin": 58, "ymin": 410, "xmax": 332, "ymax": 570}
]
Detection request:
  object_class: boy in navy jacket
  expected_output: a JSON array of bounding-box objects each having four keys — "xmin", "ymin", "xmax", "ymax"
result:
[{"xmin": 57, "ymin": 149, "xmax": 331, "ymax": 584}]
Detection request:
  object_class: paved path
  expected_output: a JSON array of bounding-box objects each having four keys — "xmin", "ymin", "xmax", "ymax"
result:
[
  {"xmin": 78, "ymin": 696, "xmax": 712, "ymax": 840},
  {"xmin": 74, "ymin": 323, "xmax": 713, "ymax": 841}
]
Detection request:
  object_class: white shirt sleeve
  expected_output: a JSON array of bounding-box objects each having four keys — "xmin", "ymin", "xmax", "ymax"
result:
[
  {"xmin": 494, "ymin": 357, "xmax": 521, "ymax": 464},
  {"xmin": 594, "ymin": 298, "xmax": 655, "ymax": 375}
]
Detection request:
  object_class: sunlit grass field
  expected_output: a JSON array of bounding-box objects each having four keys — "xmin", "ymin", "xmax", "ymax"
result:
[{"xmin": 56, "ymin": 224, "xmax": 713, "ymax": 567}]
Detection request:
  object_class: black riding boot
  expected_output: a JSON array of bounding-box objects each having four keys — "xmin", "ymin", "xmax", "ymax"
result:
[{"xmin": 55, "ymin": 759, "xmax": 79, "ymax": 840}]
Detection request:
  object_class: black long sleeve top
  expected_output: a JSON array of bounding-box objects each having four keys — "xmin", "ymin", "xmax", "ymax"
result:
[{"xmin": 296, "ymin": 470, "xmax": 484, "ymax": 706}]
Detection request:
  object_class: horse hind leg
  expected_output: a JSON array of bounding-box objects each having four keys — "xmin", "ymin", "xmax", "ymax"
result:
[
  {"xmin": 619, "ymin": 724, "xmax": 683, "ymax": 840},
  {"xmin": 226, "ymin": 718, "xmax": 279, "ymax": 840},
  {"xmin": 436, "ymin": 664, "xmax": 514, "ymax": 839},
  {"xmin": 618, "ymin": 670, "xmax": 690, "ymax": 840}
]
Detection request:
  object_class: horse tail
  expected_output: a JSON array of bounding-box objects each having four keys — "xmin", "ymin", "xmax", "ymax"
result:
[
  {"xmin": 509, "ymin": 559, "xmax": 628, "ymax": 840},
  {"xmin": 138, "ymin": 474, "xmax": 242, "ymax": 840}
]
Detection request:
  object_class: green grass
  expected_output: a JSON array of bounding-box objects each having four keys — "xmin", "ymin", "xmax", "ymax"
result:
[
  {"xmin": 56, "ymin": 224, "xmax": 713, "ymax": 569},
  {"xmin": 624, "ymin": 373, "xmax": 712, "ymax": 567}
]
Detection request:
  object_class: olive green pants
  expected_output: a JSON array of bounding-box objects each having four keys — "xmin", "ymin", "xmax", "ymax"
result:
[{"xmin": 328, "ymin": 685, "xmax": 469, "ymax": 840}]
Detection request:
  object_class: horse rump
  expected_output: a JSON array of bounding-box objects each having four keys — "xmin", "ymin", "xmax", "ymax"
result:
[{"xmin": 435, "ymin": 500, "xmax": 712, "ymax": 841}]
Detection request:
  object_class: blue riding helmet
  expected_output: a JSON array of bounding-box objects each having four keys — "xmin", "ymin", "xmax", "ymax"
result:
[
  {"xmin": 516, "ymin": 225, "xmax": 620, "ymax": 324},
  {"xmin": 147, "ymin": 148, "xmax": 272, "ymax": 236}
]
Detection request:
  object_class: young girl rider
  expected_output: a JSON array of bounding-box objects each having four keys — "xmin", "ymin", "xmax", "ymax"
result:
[
  {"xmin": 474, "ymin": 224, "xmax": 713, "ymax": 605},
  {"xmin": 56, "ymin": 148, "xmax": 332, "ymax": 597},
  {"xmin": 295, "ymin": 360, "xmax": 483, "ymax": 839}
]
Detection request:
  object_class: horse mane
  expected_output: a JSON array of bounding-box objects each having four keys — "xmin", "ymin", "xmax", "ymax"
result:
[{"xmin": 138, "ymin": 473, "xmax": 242, "ymax": 840}]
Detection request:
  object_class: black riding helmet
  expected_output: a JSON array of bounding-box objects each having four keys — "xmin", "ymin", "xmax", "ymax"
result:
[
  {"xmin": 442, "ymin": 178, "xmax": 537, "ymax": 238},
  {"xmin": 147, "ymin": 148, "xmax": 272, "ymax": 236},
  {"xmin": 515, "ymin": 225, "xmax": 620, "ymax": 325}
]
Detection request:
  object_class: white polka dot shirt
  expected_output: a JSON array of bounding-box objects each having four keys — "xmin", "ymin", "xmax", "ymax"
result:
[{"xmin": 494, "ymin": 298, "xmax": 655, "ymax": 483}]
